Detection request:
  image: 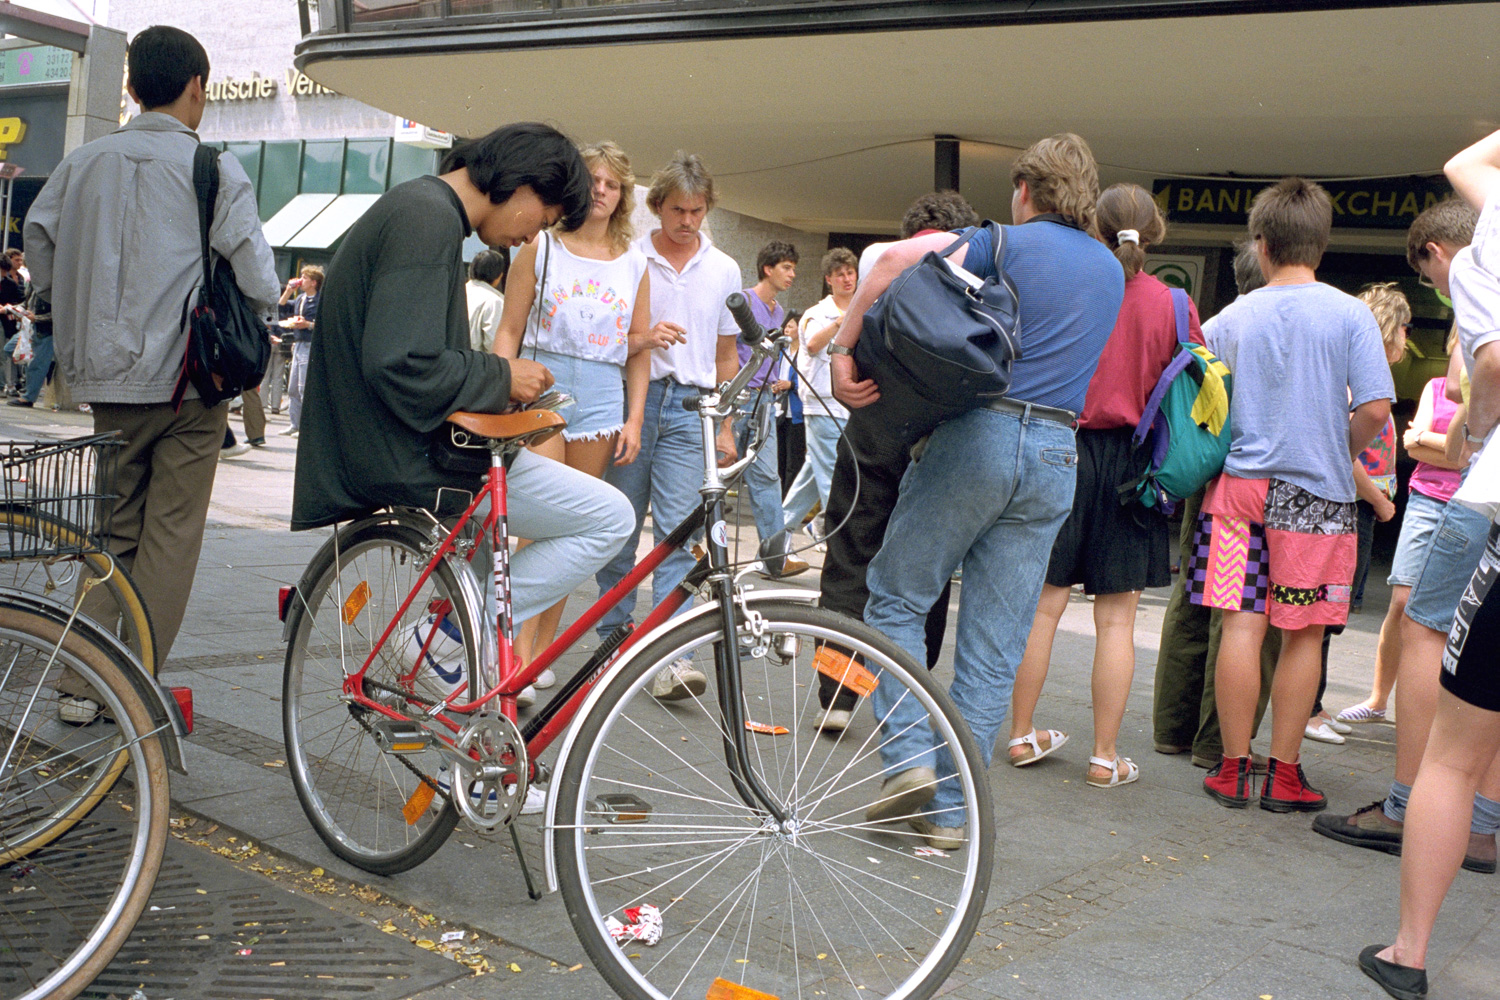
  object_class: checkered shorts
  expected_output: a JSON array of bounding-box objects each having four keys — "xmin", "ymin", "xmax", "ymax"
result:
[{"xmin": 1186, "ymin": 474, "xmax": 1358, "ymax": 630}]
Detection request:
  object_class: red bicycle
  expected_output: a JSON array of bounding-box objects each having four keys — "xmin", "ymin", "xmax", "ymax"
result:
[{"xmin": 279, "ymin": 295, "xmax": 993, "ymax": 1000}]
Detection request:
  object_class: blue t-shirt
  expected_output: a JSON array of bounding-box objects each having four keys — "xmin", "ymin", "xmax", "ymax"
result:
[
  {"xmin": 961, "ymin": 221, "xmax": 1125, "ymax": 413},
  {"xmin": 1202, "ymin": 282, "xmax": 1395, "ymax": 503}
]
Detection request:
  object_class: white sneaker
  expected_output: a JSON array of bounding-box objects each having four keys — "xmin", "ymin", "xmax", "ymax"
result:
[
  {"xmin": 279, "ymin": 426, "xmax": 298, "ymax": 436},
  {"xmin": 516, "ymin": 684, "xmax": 537, "ymax": 709},
  {"xmin": 533, "ymin": 667, "xmax": 557, "ymax": 690},
  {"xmin": 649, "ymin": 658, "xmax": 707, "ymax": 701},
  {"xmin": 815, "ymin": 706, "xmax": 852, "ymax": 733},
  {"xmin": 1304, "ymin": 720, "xmax": 1346, "ymax": 745},
  {"xmin": 521, "ymin": 785, "xmax": 546, "ymax": 816},
  {"xmin": 1324, "ymin": 716, "xmax": 1353, "ymax": 735},
  {"xmin": 405, "ymin": 614, "xmax": 467, "ymax": 699},
  {"xmin": 220, "ymin": 442, "xmax": 252, "ymax": 458},
  {"xmin": 58, "ymin": 695, "xmax": 104, "ymax": 726}
]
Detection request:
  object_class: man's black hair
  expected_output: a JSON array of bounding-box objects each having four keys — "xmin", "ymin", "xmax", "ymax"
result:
[
  {"xmin": 128, "ymin": 26, "xmax": 210, "ymax": 110},
  {"xmin": 441, "ymin": 123, "xmax": 593, "ymax": 231},
  {"xmin": 469, "ymin": 249, "xmax": 509, "ymax": 286},
  {"xmin": 756, "ymin": 240, "xmax": 798, "ymax": 281}
]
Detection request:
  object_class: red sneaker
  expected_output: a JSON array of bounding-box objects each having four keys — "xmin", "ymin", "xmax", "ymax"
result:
[
  {"xmin": 1260, "ymin": 757, "xmax": 1328, "ymax": 813},
  {"xmin": 1203, "ymin": 755, "xmax": 1254, "ymax": 809}
]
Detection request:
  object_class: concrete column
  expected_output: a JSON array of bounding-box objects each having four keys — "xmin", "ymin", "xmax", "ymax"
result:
[
  {"xmin": 934, "ymin": 134, "xmax": 959, "ymax": 193},
  {"xmin": 63, "ymin": 25, "xmax": 127, "ymax": 154}
]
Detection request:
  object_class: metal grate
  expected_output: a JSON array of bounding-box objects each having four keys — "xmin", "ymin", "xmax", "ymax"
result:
[{"xmin": 0, "ymin": 808, "xmax": 466, "ymax": 999}]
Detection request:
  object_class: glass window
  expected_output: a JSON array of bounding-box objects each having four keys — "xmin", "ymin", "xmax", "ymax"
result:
[
  {"xmin": 343, "ymin": 140, "xmax": 389, "ymax": 194},
  {"xmin": 390, "ymin": 142, "xmax": 439, "ymax": 187},
  {"xmin": 301, "ymin": 140, "xmax": 345, "ymax": 194},
  {"xmin": 258, "ymin": 140, "xmax": 304, "ymax": 221},
  {"xmin": 225, "ymin": 142, "xmax": 262, "ymax": 191},
  {"xmin": 352, "ymin": 0, "xmax": 443, "ymax": 24}
]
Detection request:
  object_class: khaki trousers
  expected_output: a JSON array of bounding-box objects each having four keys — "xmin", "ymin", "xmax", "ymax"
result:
[
  {"xmin": 92, "ymin": 398, "xmax": 228, "ymax": 666},
  {"xmin": 240, "ymin": 388, "xmax": 267, "ymax": 442}
]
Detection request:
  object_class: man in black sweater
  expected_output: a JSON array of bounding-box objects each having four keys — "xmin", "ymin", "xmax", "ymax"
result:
[{"xmin": 292, "ymin": 123, "xmax": 633, "ymax": 657}]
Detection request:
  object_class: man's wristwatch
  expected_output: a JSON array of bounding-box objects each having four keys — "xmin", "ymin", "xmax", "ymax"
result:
[
  {"xmin": 1465, "ymin": 422, "xmax": 1487, "ymax": 446},
  {"xmin": 828, "ymin": 344, "xmax": 854, "ymax": 356}
]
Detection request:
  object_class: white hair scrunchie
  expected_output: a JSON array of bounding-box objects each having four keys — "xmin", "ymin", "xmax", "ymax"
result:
[{"xmin": 1116, "ymin": 229, "xmax": 1141, "ymax": 246}]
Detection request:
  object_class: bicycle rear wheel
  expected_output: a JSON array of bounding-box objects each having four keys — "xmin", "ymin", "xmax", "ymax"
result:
[
  {"xmin": 0, "ymin": 604, "xmax": 170, "ymax": 1000},
  {"xmin": 555, "ymin": 601, "xmax": 993, "ymax": 1000},
  {"xmin": 284, "ymin": 520, "xmax": 476, "ymax": 875},
  {"xmin": 0, "ymin": 507, "xmax": 157, "ymax": 673}
]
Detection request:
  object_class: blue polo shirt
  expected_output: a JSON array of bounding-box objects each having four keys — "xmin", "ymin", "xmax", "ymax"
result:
[{"xmin": 960, "ymin": 220, "xmax": 1124, "ymax": 413}]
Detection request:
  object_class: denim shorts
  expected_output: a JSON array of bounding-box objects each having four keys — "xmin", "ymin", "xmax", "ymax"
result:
[
  {"xmin": 1388, "ymin": 491, "xmax": 1448, "ymax": 587},
  {"xmin": 1405, "ymin": 498, "xmax": 1492, "ymax": 633},
  {"xmin": 530, "ymin": 347, "xmax": 624, "ymax": 441}
]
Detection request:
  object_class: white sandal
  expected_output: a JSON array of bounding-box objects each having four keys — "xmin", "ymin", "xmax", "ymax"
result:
[
  {"xmin": 1086, "ymin": 754, "xmax": 1140, "ymax": 788},
  {"xmin": 1007, "ymin": 728, "xmax": 1068, "ymax": 767}
]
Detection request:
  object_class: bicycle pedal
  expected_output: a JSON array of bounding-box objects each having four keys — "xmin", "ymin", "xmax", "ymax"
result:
[
  {"xmin": 587, "ymin": 793, "xmax": 652, "ymax": 825},
  {"xmin": 368, "ymin": 719, "xmax": 433, "ymax": 754}
]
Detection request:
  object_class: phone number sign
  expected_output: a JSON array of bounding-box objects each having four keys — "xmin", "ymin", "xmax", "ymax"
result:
[{"xmin": 0, "ymin": 46, "xmax": 74, "ymax": 90}]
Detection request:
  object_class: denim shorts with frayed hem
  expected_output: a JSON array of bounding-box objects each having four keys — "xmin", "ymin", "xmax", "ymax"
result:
[
  {"xmin": 1405, "ymin": 497, "xmax": 1491, "ymax": 634},
  {"xmin": 1388, "ymin": 490, "xmax": 1448, "ymax": 588}
]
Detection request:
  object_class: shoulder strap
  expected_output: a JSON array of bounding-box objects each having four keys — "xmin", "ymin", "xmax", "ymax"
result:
[
  {"xmin": 937, "ymin": 224, "xmax": 989, "ymax": 261},
  {"xmin": 1169, "ymin": 286, "xmax": 1190, "ymax": 343},
  {"xmin": 192, "ymin": 145, "xmax": 220, "ymax": 291}
]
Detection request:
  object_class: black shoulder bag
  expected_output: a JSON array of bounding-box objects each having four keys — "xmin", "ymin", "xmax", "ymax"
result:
[
  {"xmin": 853, "ymin": 221, "xmax": 1022, "ymax": 445},
  {"xmin": 173, "ymin": 145, "xmax": 272, "ymax": 410}
]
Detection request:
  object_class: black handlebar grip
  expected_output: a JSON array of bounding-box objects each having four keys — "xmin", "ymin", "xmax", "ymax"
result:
[
  {"xmin": 725, "ymin": 292, "xmax": 765, "ymax": 346},
  {"xmin": 681, "ymin": 394, "xmax": 701, "ymax": 412}
]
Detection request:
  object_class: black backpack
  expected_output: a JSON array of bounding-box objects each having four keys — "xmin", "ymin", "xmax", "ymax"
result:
[{"xmin": 172, "ymin": 145, "xmax": 272, "ymax": 409}]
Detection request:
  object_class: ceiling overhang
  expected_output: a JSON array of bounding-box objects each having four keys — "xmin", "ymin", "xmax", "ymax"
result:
[{"xmin": 295, "ymin": 2, "xmax": 1500, "ymax": 237}]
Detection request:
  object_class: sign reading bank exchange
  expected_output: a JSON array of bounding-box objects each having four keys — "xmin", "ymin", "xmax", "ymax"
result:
[{"xmin": 1152, "ymin": 175, "xmax": 1453, "ymax": 230}]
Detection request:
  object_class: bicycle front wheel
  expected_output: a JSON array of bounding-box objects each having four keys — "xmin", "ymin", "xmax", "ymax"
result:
[
  {"xmin": 0, "ymin": 605, "xmax": 170, "ymax": 1000},
  {"xmin": 555, "ymin": 601, "xmax": 993, "ymax": 1000},
  {"xmin": 284, "ymin": 520, "xmax": 476, "ymax": 875}
]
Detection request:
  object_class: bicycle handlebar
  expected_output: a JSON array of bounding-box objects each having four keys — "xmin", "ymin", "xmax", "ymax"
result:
[{"xmin": 725, "ymin": 292, "xmax": 767, "ymax": 346}]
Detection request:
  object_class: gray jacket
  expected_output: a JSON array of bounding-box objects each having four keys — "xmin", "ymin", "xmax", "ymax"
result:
[{"xmin": 23, "ymin": 113, "xmax": 279, "ymax": 404}]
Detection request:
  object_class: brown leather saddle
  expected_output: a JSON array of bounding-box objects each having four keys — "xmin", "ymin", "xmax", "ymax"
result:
[{"xmin": 446, "ymin": 409, "xmax": 565, "ymax": 450}]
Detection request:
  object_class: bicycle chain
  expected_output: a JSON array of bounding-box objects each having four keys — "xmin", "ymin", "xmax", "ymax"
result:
[{"xmin": 347, "ymin": 692, "xmax": 452, "ymax": 807}]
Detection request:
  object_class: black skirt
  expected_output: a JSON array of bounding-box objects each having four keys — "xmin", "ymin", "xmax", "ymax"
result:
[{"xmin": 1046, "ymin": 426, "xmax": 1171, "ymax": 595}]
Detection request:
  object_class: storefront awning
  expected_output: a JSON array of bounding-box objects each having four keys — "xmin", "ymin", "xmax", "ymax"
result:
[
  {"xmin": 261, "ymin": 193, "xmax": 335, "ymax": 248},
  {"xmin": 284, "ymin": 193, "xmax": 381, "ymax": 250}
]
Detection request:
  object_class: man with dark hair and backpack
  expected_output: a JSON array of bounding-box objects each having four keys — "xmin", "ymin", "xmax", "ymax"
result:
[{"xmin": 24, "ymin": 25, "xmax": 278, "ymax": 704}]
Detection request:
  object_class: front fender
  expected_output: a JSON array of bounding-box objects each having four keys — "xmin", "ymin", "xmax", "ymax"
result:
[{"xmin": 540, "ymin": 586, "xmax": 818, "ymax": 893}]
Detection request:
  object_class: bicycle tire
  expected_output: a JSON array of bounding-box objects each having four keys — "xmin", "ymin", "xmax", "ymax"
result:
[
  {"xmin": 0, "ymin": 604, "xmax": 170, "ymax": 1000},
  {"xmin": 555, "ymin": 601, "xmax": 994, "ymax": 1000},
  {"xmin": 0, "ymin": 506, "xmax": 158, "ymax": 673},
  {"xmin": 283, "ymin": 520, "xmax": 474, "ymax": 875}
]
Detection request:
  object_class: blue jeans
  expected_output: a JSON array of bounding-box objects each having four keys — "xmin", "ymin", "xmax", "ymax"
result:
[
  {"xmin": 864, "ymin": 408, "xmax": 1079, "ymax": 827},
  {"xmin": 781, "ymin": 414, "xmax": 844, "ymax": 532},
  {"xmin": 23, "ymin": 331, "xmax": 53, "ymax": 403},
  {"xmin": 288, "ymin": 342, "xmax": 310, "ymax": 429},
  {"xmin": 734, "ymin": 399, "xmax": 784, "ymax": 559},
  {"xmin": 596, "ymin": 378, "xmax": 708, "ymax": 639}
]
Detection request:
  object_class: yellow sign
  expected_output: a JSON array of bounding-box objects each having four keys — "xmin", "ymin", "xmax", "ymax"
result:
[{"xmin": 0, "ymin": 118, "xmax": 26, "ymax": 159}]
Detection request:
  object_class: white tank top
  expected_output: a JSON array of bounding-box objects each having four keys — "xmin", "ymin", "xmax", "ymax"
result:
[{"xmin": 522, "ymin": 232, "xmax": 647, "ymax": 367}]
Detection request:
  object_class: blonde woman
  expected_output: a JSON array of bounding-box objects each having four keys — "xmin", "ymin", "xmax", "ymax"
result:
[{"xmin": 497, "ymin": 142, "xmax": 653, "ymax": 685}]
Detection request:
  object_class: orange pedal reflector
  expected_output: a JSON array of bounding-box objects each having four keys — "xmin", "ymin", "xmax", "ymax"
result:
[
  {"xmin": 342, "ymin": 580, "xmax": 371, "ymax": 625},
  {"xmin": 813, "ymin": 645, "xmax": 878, "ymax": 697},
  {"xmin": 403, "ymin": 781, "xmax": 436, "ymax": 825},
  {"xmin": 706, "ymin": 978, "xmax": 779, "ymax": 1000},
  {"xmin": 744, "ymin": 721, "xmax": 789, "ymax": 736}
]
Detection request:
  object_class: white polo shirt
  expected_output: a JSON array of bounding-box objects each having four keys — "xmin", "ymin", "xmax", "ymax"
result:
[{"xmin": 636, "ymin": 230, "xmax": 741, "ymax": 388}]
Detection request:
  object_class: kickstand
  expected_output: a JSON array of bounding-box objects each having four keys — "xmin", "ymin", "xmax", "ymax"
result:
[{"xmin": 509, "ymin": 824, "xmax": 544, "ymax": 901}]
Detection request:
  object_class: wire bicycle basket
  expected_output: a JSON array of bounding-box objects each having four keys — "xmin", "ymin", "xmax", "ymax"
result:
[{"xmin": 0, "ymin": 432, "xmax": 124, "ymax": 559}]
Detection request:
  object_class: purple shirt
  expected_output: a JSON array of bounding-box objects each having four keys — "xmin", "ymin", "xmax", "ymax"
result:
[{"xmin": 738, "ymin": 289, "xmax": 784, "ymax": 388}]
